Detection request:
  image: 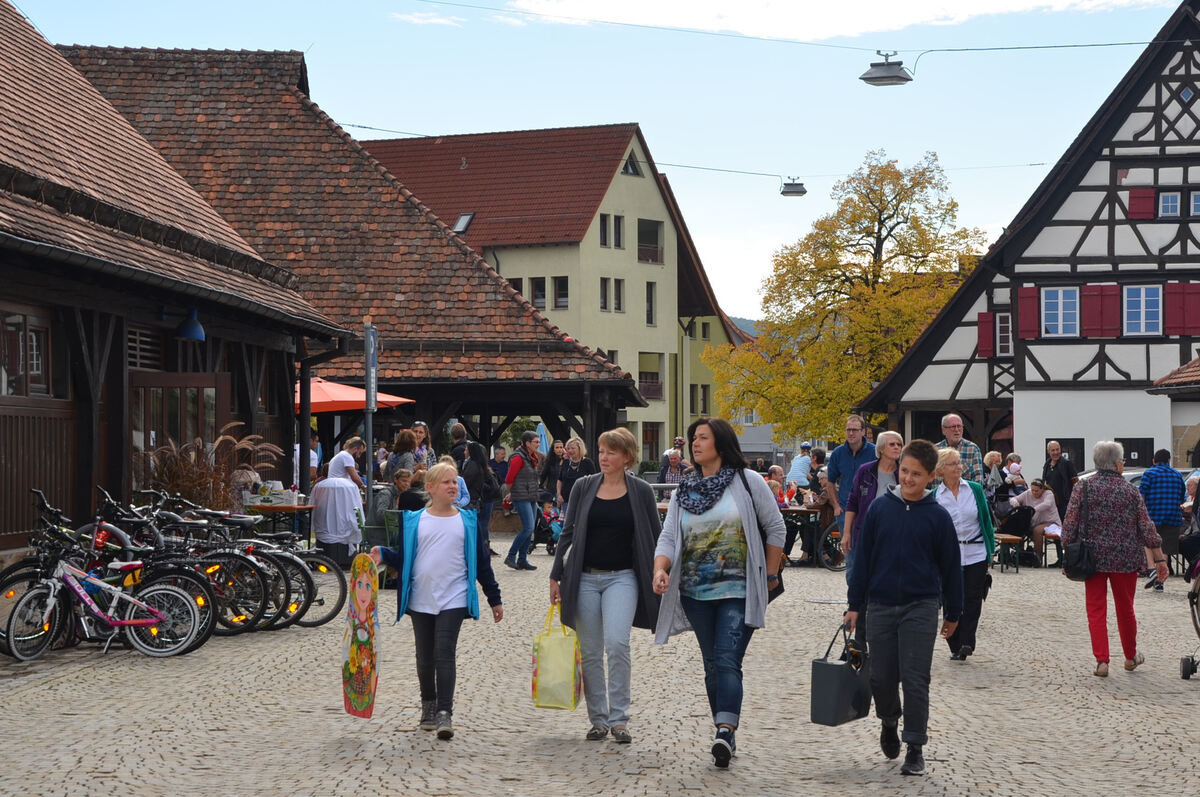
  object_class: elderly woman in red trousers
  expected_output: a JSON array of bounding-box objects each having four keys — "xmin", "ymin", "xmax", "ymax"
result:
[{"xmin": 1060, "ymin": 440, "xmax": 1168, "ymax": 677}]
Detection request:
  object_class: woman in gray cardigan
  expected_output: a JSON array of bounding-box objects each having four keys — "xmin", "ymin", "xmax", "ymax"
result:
[
  {"xmin": 549, "ymin": 427, "xmax": 661, "ymax": 745},
  {"xmin": 652, "ymin": 417, "xmax": 785, "ymax": 768}
]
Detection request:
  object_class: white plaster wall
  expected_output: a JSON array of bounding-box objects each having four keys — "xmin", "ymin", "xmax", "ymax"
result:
[
  {"xmin": 1172, "ymin": 402, "xmax": 1200, "ymax": 426},
  {"xmin": 1014, "ymin": 389, "xmax": 1172, "ymax": 470},
  {"xmin": 904, "ymin": 363, "xmax": 969, "ymax": 401},
  {"xmin": 1023, "ymin": 226, "xmax": 1083, "ymax": 257},
  {"xmin": 1105, "ymin": 344, "xmax": 1148, "ymax": 380},
  {"xmin": 1114, "ymin": 114, "xmax": 1153, "ymax": 142},
  {"xmin": 1052, "ymin": 191, "xmax": 1103, "ymax": 221},
  {"xmin": 1151, "ymin": 344, "xmax": 1184, "ymax": 379},
  {"xmin": 1025, "ymin": 345, "xmax": 1093, "ymax": 381},
  {"xmin": 1079, "ymin": 162, "xmax": 1108, "ymax": 186},
  {"xmin": 937, "ymin": 323, "xmax": 980, "ymax": 360},
  {"xmin": 958, "ymin": 363, "xmax": 989, "ymax": 399}
]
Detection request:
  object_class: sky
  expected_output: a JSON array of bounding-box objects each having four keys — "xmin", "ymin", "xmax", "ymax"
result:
[{"xmin": 15, "ymin": 0, "xmax": 1185, "ymax": 318}]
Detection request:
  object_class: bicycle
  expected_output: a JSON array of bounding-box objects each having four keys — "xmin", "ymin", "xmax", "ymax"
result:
[{"xmin": 7, "ymin": 548, "xmax": 198, "ymax": 661}]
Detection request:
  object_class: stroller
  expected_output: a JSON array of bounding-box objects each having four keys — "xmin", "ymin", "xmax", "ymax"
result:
[
  {"xmin": 528, "ymin": 491, "xmax": 562, "ymax": 556},
  {"xmin": 1177, "ymin": 529, "xmax": 1200, "ymax": 679}
]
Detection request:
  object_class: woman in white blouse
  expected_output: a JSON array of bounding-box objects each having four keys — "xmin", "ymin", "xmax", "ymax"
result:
[{"xmin": 934, "ymin": 448, "xmax": 995, "ymax": 662}]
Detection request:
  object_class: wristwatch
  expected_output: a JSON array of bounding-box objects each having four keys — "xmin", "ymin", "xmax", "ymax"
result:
[{"xmin": 767, "ymin": 574, "xmax": 780, "ymax": 583}]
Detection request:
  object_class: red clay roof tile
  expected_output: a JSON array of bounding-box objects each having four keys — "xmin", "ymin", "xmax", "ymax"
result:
[
  {"xmin": 60, "ymin": 46, "xmax": 631, "ymax": 385},
  {"xmin": 0, "ymin": 3, "xmax": 336, "ymax": 336}
]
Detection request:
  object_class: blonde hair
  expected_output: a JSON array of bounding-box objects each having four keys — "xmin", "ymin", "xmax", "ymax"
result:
[
  {"xmin": 438, "ymin": 455, "xmax": 457, "ymax": 467},
  {"xmin": 344, "ymin": 436, "xmax": 365, "ymax": 452},
  {"xmin": 936, "ymin": 446, "xmax": 961, "ymax": 473},
  {"xmin": 565, "ymin": 436, "xmax": 587, "ymax": 457},
  {"xmin": 423, "ymin": 462, "xmax": 459, "ymax": 505},
  {"xmin": 984, "ymin": 450, "xmax": 1003, "ymax": 468},
  {"xmin": 597, "ymin": 427, "xmax": 638, "ymax": 467}
]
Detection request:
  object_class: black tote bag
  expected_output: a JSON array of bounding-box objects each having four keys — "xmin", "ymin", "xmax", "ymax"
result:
[{"xmin": 810, "ymin": 622, "xmax": 871, "ymax": 726}]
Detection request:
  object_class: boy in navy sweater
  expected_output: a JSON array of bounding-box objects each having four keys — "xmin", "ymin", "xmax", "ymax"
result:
[{"xmin": 846, "ymin": 439, "xmax": 963, "ymax": 777}]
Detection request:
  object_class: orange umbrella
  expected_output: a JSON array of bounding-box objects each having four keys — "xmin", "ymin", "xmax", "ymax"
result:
[{"xmin": 295, "ymin": 377, "xmax": 414, "ymax": 414}]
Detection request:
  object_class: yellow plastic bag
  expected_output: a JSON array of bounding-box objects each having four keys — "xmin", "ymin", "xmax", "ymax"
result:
[{"xmin": 531, "ymin": 604, "xmax": 582, "ymax": 710}]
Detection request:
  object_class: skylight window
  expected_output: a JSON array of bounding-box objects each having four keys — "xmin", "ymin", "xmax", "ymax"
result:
[{"xmin": 452, "ymin": 212, "xmax": 475, "ymax": 234}]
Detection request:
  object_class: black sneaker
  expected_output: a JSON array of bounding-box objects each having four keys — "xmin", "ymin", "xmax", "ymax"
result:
[
  {"xmin": 520, "ymin": 561, "xmax": 538, "ymax": 571},
  {"xmin": 503, "ymin": 557, "xmax": 519, "ymax": 570},
  {"xmin": 1155, "ymin": 582, "xmax": 1164, "ymax": 592},
  {"xmin": 435, "ymin": 711, "xmax": 454, "ymax": 740},
  {"xmin": 900, "ymin": 744, "xmax": 925, "ymax": 776},
  {"xmin": 880, "ymin": 722, "xmax": 900, "ymax": 759},
  {"xmin": 1144, "ymin": 571, "xmax": 1159, "ymax": 589},
  {"xmin": 711, "ymin": 727, "xmax": 734, "ymax": 768},
  {"xmin": 959, "ymin": 644, "xmax": 973, "ymax": 659},
  {"xmin": 419, "ymin": 700, "xmax": 437, "ymax": 731}
]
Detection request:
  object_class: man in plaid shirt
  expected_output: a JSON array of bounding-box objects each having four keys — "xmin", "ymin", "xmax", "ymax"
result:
[
  {"xmin": 935, "ymin": 413, "xmax": 983, "ymax": 484},
  {"xmin": 1139, "ymin": 449, "xmax": 1187, "ymax": 591}
]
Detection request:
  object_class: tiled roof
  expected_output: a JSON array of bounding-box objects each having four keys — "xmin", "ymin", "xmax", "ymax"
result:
[
  {"xmin": 61, "ymin": 46, "xmax": 632, "ymax": 385},
  {"xmin": 1153, "ymin": 355, "xmax": 1200, "ymax": 389},
  {"xmin": 362, "ymin": 124, "xmax": 641, "ymax": 248},
  {"xmin": 0, "ymin": 2, "xmax": 337, "ymax": 336}
]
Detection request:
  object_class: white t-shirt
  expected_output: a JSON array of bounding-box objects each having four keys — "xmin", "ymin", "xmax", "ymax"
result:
[
  {"xmin": 408, "ymin": 511, "xmax": 468, "ymax": 614},
  {"xmin": 328, "ymin": 450, "xmax": 357, "ymax": 480}
]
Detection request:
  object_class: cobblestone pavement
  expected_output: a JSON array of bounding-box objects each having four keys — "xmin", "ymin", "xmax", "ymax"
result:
[{"xmin": 3, "ymin": 535, "xmax": 1198, "ymax": 796}]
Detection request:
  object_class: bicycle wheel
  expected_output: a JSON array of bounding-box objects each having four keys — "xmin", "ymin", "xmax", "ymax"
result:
[
  {"xmin": 6, "ymin": 584, "xmax": 64, "ymax": 662},
  {"xmin": 261, "ymin": 552, "xmax": 314, "ymax": 631},
  {"xmin": 122, "ymin": 583, "xmax": 198, "ymax": 658},
  {"xmin": 818, "ymin": 522, "xmax": 847, "ymax": 572},
  {"xmin": 140, "ymin": 569, "xmax": 216, "ymax": 654},
  {"xmin": 201, "ymin": 552, "xmax": 268, "ymax": 635},
  {"xmin": 253, "ymin": 553, "xmax": 293, "ymax": 631},
  {"xmin": 0, "ymin": 565, "xmax": 39, "ymax": 657},
  {"xmin": 295, "ymin": 552, "xmax": 348, "ymax": 628}
]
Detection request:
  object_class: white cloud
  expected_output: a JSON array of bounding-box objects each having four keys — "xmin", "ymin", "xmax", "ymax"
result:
[
  {"xmin": 507, "ymin": 0, "xmax": 1173, "ymax": 40},
  {"xmin": 490, "ymin": 14, "xmax": 528, "ymax": 26},
  {"xmin": 390, "ymin": 11, "xmax": 467, "ymax": 27}
]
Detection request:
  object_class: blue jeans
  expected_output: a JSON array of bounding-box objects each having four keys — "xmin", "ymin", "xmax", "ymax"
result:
[
  {"xmin": 575, "ymin": 570, "xmax": 638, "ymax": 728},
  {"xmin": 680, "ymin": 596, "xmax": 754, "ymax": 728},
  {"xmin": 506, "ymin": 500, "xmax": 536, "ymax": 564}
]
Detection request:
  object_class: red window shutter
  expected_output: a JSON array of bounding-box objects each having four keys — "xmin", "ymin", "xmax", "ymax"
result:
[
  {"xmin": 1165, "ymin": 283, "xmax": 1186, "ymax": 335},
  {"xmin": 977, "ymin": 312, "xmax": 995, "ymax": 357},
  {"xmin": 1081, "ymin": 285, "xmax": 1104, "ymax": 337},
  {"xmin": 1186, "ymin": 284, "xmax": 1200, "ymax": 336},
  {"xmin": 1128, "ymin": 188, "xmax": 1156, "ymax": 219},
  {"xmin": 1101, "ymin": 284, "xmax": 1121, "ymax": 336},
  {"xmin": 1017, "ymin": 287, "xmax": 1039, "ymax": 339}
]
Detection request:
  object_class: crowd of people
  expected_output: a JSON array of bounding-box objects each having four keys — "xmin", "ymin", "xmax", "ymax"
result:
[{"xmin": 300, "ymin": 412, "xmax": 1195, "ymax": 778}]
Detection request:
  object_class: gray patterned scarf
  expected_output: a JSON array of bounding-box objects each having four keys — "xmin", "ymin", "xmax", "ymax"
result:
[{"xmin": 675, "ymin": 466, "xmax": 737, "ymax": 514}]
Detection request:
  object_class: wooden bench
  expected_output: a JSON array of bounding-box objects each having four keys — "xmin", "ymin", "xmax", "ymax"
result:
[{"xmin": 995, "ymin": 533, "xmax": 1024, "ymax": 573}]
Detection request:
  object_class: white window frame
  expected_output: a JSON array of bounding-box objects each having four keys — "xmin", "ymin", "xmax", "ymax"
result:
[
  {"xmin": 1041, "ymin": 287, "xmax": 1079, "ymax": 337},
  {"xmin": 1160, "ymin": 191, "xmax": 1181, "ymax": 218},
  {"xmin": 1123, "ymin": 284, "xmax": 1162, "ymax": 335},
  {"xmin": 995, "ymin": 311, "xmax": 1013, "ymax": 357},
  {"xmin": 1191, "ymin": 192, "xmax": 1200, "ymax": 216}
]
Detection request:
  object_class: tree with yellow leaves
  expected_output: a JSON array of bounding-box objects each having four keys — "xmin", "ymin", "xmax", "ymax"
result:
[{"xmin": 703, "ymin": 150, "xmax": 985, "ymax": 440}]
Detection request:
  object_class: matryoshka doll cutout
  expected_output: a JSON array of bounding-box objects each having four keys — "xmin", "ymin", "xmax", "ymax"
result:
[{"xmin": 343, "ymin": 553, "xmax": 380, "ymax": 717}]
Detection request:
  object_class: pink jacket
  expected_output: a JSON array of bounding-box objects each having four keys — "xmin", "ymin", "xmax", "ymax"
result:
[{"xmin": 1010, "ymin": 488, "xmax": 1060, "ymax": 527}]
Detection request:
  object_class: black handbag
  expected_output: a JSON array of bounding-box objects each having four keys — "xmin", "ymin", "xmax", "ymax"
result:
[
  {"xmin": 738, "ymin": 470, "xmax": 784, "ymax": 602},
  {"xmin": 1062, "ymin": 481, "xmax": 1098, "ymax": 582},
  {"xmin": 811, "ymin": 622, "xmax": 871, "ymax": 726}
]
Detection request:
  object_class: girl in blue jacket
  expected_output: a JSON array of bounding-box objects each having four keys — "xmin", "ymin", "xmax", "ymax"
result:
[{"xmin": 370, "ymin": 462, "xmax": 503, "ymax": 740}]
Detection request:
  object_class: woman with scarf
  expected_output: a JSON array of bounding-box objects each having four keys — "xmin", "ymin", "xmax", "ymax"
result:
[{"xmin": 651, "ymin": 417, "xmax": 785, "ymax": 768}]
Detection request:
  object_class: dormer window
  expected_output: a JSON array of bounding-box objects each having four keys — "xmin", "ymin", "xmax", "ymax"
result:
[
  {"xmin": 622, "ymin": 153, "xmax": 642, "ymax": 176},
  {"xmin": 452, "ymin": 212, "xmax": 475, "ymax": 233}
]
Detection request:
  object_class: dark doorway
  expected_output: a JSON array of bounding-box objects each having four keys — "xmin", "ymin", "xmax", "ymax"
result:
[{"xmin": 1115, "ymin": 437, "xmax": 1154, "ymax": 470}]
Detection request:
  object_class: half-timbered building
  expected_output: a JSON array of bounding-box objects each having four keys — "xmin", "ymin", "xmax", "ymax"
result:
[
  {"xmin": 0, "ymin": 2, "xmax": 344, "ymax": 550},
  {"xmin": 861, "ymin": 0, "xmax": 1200, "ymax": 470}
]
